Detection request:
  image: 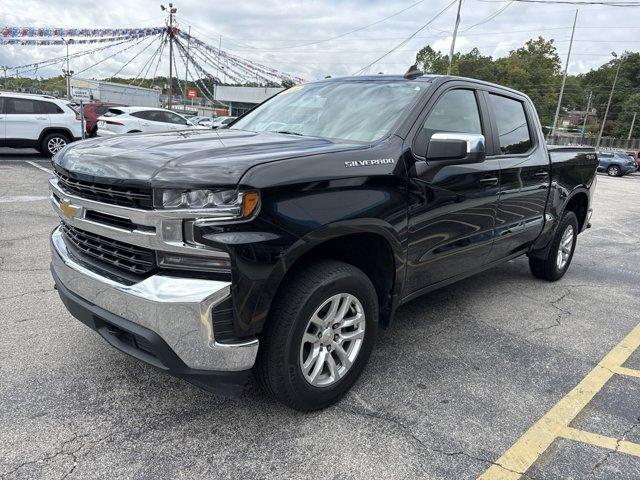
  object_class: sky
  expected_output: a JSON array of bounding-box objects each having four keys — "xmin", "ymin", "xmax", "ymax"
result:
[{"xmin": 0, "ymin": 0, "xmax": 639, "ymax": 83}]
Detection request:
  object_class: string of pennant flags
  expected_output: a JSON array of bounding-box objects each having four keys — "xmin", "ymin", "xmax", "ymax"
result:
[
  {"xmin": 0, "ymin": 24, "xmax": 304, "ymax": 85},
  {"xmin": 0, "ymin": 33, "xmax": 159, "ymax": 46},
  {"xmin": 1, "ymin": 27, "xmax": 164, "ymax": 38}
]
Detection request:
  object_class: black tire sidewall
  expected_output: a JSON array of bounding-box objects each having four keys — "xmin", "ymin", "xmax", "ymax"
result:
[{"xmin": 278, "ymin": 269, "xmax": 377, "ymax": 408}]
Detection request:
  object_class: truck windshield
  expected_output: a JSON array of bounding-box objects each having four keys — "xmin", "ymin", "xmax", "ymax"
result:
[{"xmin": 230, "ymin": 81, "xmax": 424, "ymax": 142}]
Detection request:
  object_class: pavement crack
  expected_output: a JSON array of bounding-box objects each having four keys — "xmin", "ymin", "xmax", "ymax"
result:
[
  {"xmin": 336, "ymin": 403, "xmax": 531, "ymax": 478},
  {"xmin": 531, "ymin": 289, "xmax": 572, "ymax": 333},
  {"xmin": 0, "ymin": 288, "xmax": 54, "ymax": 302},
  {"xmin": 0, "ymin": 432, "xmax": 83, "ymax": 479},
  {"xmin": 588, "ymin": 418, "xmax": 640, "ymax": 477}
]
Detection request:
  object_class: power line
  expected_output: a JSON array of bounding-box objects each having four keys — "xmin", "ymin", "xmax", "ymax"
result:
[{"xmin": 353, "ymin": 0, "xmax": 459, "ymax": 75}]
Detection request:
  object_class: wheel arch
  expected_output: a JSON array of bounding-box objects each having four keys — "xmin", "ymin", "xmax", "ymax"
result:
[
  {"xmin": 38, "ymin": 127, "xmax": 74, "ymax": 145},
  {"xmin": 256, "ymin": 220, "xmax": 404, "ymax": 333},
  {"xmin": 563, "ymin": 190, "xmax": 589, "ymax": 232}
]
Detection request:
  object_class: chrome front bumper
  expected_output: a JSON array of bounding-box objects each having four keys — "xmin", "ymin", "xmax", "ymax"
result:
[{"xmin": 50, "ymin": 226, "xmax": 258, "ymax": 372}]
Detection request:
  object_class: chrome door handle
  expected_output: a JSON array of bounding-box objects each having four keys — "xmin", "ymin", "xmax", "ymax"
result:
[
  {"xmin": 480, "ymin": 177, "xmax": 499, "ymax": 186},
  {"xmin": 534, "ymin": 171, "xmax": 549, "ymax": 178}
]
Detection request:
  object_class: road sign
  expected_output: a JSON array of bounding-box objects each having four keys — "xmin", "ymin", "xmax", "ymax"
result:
[
  {"xmin": 187, "ymin": 89, "xmax": 198, "ymax": 98},
  {"xmin": 71, "ymin": 87, "xmax": 91, "ymax": 102}
]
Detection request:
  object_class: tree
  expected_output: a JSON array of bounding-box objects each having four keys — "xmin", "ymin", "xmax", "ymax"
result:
[{"xmin": 415, "ymin": 46, "xmax": 450, "ymax": 74}]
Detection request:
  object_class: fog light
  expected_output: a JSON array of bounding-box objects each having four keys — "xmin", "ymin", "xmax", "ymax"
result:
[{"xmin": 156, "ymin": 251, "xmax": 231, "ymax": 272}]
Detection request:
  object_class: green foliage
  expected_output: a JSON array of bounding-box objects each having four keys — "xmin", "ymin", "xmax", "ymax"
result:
[{"xmin": 415, "ymin": 37, "xmax": 639, "ymax": 136}]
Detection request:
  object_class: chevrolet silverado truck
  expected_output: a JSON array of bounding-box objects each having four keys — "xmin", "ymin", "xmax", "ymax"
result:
[{"xmin": 49, "ymin": 72, "xmax": 598, "ymax": 411}]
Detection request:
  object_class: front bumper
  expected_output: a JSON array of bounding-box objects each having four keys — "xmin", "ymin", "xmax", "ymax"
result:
[{"xmin": 50, "ymin": 226, "xmax": 259, "ymax": 396}]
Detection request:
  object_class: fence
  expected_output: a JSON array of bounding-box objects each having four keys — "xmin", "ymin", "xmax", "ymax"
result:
[{"xmin": 546, "ymin": 134, "xmax": 640, "ymax": 151}]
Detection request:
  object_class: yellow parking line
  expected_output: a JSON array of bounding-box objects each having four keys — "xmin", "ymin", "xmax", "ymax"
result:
[
  {"xmin": 559, "ymin": 427, "xmax": 640, "ymax": 458},
  {"xmin": 614, "ymin": 366, "xmax": 640, "ymax": 379},
  {"xmin": 478, "ymin": 322, "xmax": 640, "ymax": 480}
]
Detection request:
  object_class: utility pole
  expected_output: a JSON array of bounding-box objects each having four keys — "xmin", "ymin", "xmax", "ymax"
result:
[
  {"xmin": 597, "ymin": 52, "xmax": 624, "ymax": 148},
  {"xmin": 161, "ymin": 3, "xmax": 177, "ymax": 109},
  {"xmin": 552, "ymin": 9, "xmax": 578, "ymax": 136},
  {"xmin": 580, "ymin": 91, "xmax": 592, "ymax": 145},
  {"xmin": 183, "ymin": 25, "xmax": 190, "ymax": 106},
  {"xmin": 1, "ymin": 66, "xmax": 7, "ymax": 91},
  {"xmin": 61, "ymin": 38, "xmax": 73, "ymax": 100},
  {"xmin": 628, "ymin": 112, "xmax": 637, "ymax": 141},
  {"xmin": 447, "ymin": 0, "xmax": 463, "ymax": 75},
  {"xmin": 214, "ymin": 34, "xmax": 222, "ymax": 110}
]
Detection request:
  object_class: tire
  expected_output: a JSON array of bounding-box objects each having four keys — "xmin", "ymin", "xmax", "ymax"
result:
[
  {"xmin": 256, "ymin": 260, "xmax": 378, "ymax": 411},
  {"xmin": 41, "ymin": 132, "xmax": 70, "ymax": 157},
  {"xmin": 607, "ymin": 164, "xmax": 622, "ymax": 177},
  {"xmin": 529, "ymin": 211, "xmax": 578, "ymax": 281}
]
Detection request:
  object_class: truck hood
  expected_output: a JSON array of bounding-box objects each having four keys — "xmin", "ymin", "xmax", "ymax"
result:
[{"xmin": 54, "ymin": 129, "xmax": 368, "ymax": 187}]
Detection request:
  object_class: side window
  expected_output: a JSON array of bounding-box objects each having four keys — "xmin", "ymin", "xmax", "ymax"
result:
[
  {"xmin": 415, "ymin": 89, "xmax": 482, "ymax": 157},
  {"xmin": 130, "ymin": 111, "xmax": 149, "ymax": 120},
  {"xmin": 424, "ymin": 89, "xmax": 482, "ymax": 134},
  {"xmin": 489, "ymin": 94, "xmax": 532, "ymax": 155},
  {"xmin": 0, "ymin": 98, "xmax": 4, "ymax": 114},
  {"xmin": 163, "ymin": 112, "xmax": 187, "ymax": 124},
  {"xmin": 41, "ymin": 101, "xmax": 63, "ymax": 114},
  {"xmin": 6, "ymin": 98, "xmax": 40, "ymax": 114}
]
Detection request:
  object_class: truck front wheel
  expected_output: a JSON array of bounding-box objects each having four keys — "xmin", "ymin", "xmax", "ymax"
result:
[
  {"xmin": 529, "ymin": 211, "xmax": 578, "ymax": 281},
  {"xmin": 256, "ymin": 260, "xmax": 378, "ymax": 411}
]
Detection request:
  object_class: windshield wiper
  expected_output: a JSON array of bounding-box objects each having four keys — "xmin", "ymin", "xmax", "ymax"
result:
[{"xmin": 271, "ymin": 130, "xmax": 304, "ymax": 136}]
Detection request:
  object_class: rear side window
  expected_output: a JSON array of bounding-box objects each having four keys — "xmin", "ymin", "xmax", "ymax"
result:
[
  {"xmin": 489, "ymin": 94, "xmax": 532, "ymax": 154},
  {"xmin": 41, "ymin": 101, "xmax": 64, "ymax": 114}
]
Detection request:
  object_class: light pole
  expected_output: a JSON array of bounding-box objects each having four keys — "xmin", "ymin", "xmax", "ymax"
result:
[
  {"xmin": 628, "ymin": 112, "xmax": 637, "ymax": 141},
  {"xmin": 596, "ymin": 52, "xmax": 624, "ymax": 148},
  {"xmin": 161, "ymin": 3, "xmax": 177, "ymax": 109},
  {"xmin": 61, "ymin": 38, "xmax": 74, "ymax": 100}
]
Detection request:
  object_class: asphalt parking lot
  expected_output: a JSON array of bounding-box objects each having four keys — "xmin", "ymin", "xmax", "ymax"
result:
[{"xmin": 1, "ymin": 149, "xmax": 639, "ymax": 479}]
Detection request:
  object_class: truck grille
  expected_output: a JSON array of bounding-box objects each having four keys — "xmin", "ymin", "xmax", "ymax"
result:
[
  {"xmin": 61, "ymin": 223, "xmax": 157, "ymax": 276},
  {"xmin": 55, "ymin": 170, "xmax": 153, "ymax": 209}
]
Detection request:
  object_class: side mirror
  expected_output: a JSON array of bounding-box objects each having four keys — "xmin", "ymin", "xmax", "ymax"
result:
[{"xmin": 426, "ymin": 132, "xmax": 486, "ymax": 163}]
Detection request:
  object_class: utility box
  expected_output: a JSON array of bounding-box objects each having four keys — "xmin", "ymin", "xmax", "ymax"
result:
[{"xmin": 70, "ymin": 78, "xmax": 160, "ymax": 107}]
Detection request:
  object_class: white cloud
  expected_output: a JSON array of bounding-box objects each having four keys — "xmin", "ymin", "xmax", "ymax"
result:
[{"xmin": 0, "ymin": 0, "xmax": 637, "ymax": 82}]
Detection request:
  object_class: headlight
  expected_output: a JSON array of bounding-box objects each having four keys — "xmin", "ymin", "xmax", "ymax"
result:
[{"xmin": 156, "ymin": 189, "xmax": 260, "ymax": 220}]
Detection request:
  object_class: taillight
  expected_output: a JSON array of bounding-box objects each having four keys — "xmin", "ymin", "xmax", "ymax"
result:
[{"xmin": 75, "ymin": 111, "xmax": 81, "ymax": 121}]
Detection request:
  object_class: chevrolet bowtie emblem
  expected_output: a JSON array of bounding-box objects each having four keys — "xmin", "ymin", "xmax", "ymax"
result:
[{"xmin": 59, "ymin": 199, "xmax": 81, "ymax": 219}]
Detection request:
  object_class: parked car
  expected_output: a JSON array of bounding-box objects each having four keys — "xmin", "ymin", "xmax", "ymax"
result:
[
  {"xmin": 0, "ymin": 91, "xmax": 83, "ymax": 156},
  {"xmin": 81, "ymin": 101, "xmax": 122, "ymax": 137},
  {"xmin": 189, "ymin": 115, "xmax": 215, "ymax": 128},
  {"xmin": 49, "ymin": 72, "xmax": 598, "ymax": 410},
  {"xmin": 626, "ymin": 150, "xmax": 640, "ymax": 169},
  {"xmin": 212, "ymin": 116, "xmax": 237, "ymax": 129},
  {"xmin": 96, "ymin": 107, "xmax": 203, "ymax": 136},
  {"xmin": 596, "ymin": 151, "xmax": 637, "ymax": 176}
]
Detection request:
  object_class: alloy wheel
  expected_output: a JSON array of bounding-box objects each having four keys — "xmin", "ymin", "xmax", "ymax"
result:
[
  {"xmin": 299, "ymin": 293, "xmax": 366, "ymax": 387},
  {"xmin": 48, "ymin": 137, "xmax": 67, "ymax": 154},
  {"xmin": 556, "ymin": 225, "xmax": 574, "ymax": 270}
]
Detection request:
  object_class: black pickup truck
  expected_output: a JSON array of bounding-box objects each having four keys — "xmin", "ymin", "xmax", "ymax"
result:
[{"xmin": 49, "ymin": 72, "xmax": 598, "ymax": 410}]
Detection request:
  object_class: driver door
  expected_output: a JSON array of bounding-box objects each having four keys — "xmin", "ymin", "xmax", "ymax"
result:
[{"xmin": 404, "ymin": 86, "xmax": 500, "ymax": 295}]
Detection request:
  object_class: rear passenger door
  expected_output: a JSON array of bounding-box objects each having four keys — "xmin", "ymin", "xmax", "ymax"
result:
[
  {"xmin": 484, "ymin": 91, "xmax": 550, "ymax": 262},
  {"xmin": 5, "ymin": 97, "xmax": 51, "ymax": 142}
]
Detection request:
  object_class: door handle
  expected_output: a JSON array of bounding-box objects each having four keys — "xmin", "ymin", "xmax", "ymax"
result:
[
  {"xmin": 480, "ymin": 176, "xmax": 499, "ymax": 186},
  {"xmin": 534, "ymin": 171, "xmax": 549, "ymax": 178},
  {"xmin": 36, "ymin": 117, "xmax": 47, "ymax": 120}
]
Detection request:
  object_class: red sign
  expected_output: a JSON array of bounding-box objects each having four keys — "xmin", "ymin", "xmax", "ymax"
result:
[{"xmin": 187, "ymin": 89, "xmax": 198, "ymax": 98}]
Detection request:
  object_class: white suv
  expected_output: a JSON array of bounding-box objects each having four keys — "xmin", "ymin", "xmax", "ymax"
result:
[
  {"xmin": 96, "ymin": 106, "xmax": 203, "ymax": 136},
  {"xmin": 0, "ymin": 92, "xmax": 83, "ymax": 156}
]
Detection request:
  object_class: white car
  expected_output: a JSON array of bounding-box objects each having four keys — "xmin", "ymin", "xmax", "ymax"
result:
[
  {"xmin": 0, "ymin": 91, "xmax": 83, "ymax": 156},
  {"xmin": 212, "ymin": 116, "xmax": 237, "ymax": 129},
  {"xmin": 189, "ymin": 115, "xmax": 214, "ymax": 128},
  {"xmin": 96, "ymin": 107, "xmax": 204, "ymax": 136}
]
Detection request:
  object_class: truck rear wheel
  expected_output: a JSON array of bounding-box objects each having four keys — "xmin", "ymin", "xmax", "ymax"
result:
[
  {"xmin": 256, "ymin": 260, "xmax": 378, "ymax": 411},
  {"xmin": 529, "ymin": 211, "xmax": 578, "ymax": 281}
]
